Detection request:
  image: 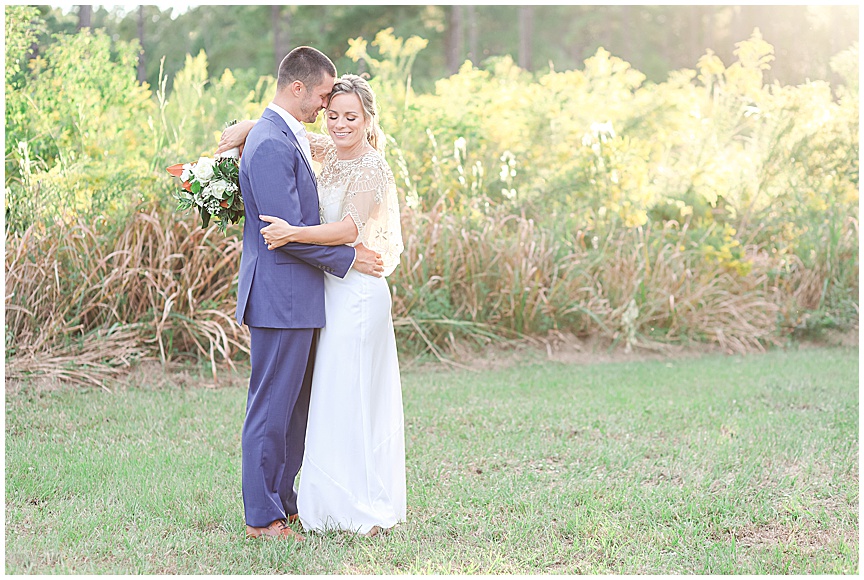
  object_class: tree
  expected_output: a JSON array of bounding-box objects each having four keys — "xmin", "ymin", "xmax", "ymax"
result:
[
  {"xmin": 136, "ymin": 5, "xmax": 145, "ymax": 84},
  {"xmin": 618, "ymin": 5, "xmax": 635, "ymax": 66},
  {"xmin": 518, "ymin": 6, "xmax": 533, "ymax": 70},
  {"xmin": 467, "ymin": 5, "xmax": 478, "ymax": 65},
  {"xmin": 688, "ymin": 6, "xmax": 706, "ymax": 66},
  {"xmin": 28, "ymin": 5, "xmax": 861, "ymax": 92},
  {"xmin": 272, "ymin": 5, "xmax": 291, "ymax": 71},
  {"xmin": 447, "ymin": 5, "xmax": 464, "ymax": 74},
  {"xmin": 77, "ymin": 5, "xmax": 91, "ymax": 31}
]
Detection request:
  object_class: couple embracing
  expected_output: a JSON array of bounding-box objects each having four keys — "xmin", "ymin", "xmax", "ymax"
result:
[{"xmin": 216, "ymin": 46, "xmax": 406, "ymax": 540}]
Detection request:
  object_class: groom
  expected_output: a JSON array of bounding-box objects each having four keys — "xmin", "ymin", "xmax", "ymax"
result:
[{"xmin": 236, "ymin": 46, "xmax": 383, "ymax": 540}]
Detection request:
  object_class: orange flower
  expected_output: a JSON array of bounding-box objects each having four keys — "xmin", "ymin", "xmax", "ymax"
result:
[
  {"xmin": 167, "ymin": 163, "xmax": 193, "ymax": 192},
  {"xmin": 220, "ymin": 200, "xmax": 229, "ymax": 208},
  {"xmin": 166, "ymin": 163, "xmax": 185, "ymax": 177}
]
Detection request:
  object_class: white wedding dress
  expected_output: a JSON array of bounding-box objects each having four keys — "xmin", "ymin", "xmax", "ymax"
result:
[{"xmin": 297, "ymin": 135, "xmax": 406, "ymax": 534}]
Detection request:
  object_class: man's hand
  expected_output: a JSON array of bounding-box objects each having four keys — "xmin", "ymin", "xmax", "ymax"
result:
[{"xmin": 352, "ymin": 243, "xmax": 384, "ymax": 277}]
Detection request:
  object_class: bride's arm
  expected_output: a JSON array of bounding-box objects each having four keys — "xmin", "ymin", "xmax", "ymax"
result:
[
  {"xmin": 217, "ymin": 120, "xmax": 335, "ymax": 165},
  {"xmin": 259, "ymin": 214, "xmax": 358, "ymax": 248},
  {"xmin": 215, "ymin": 120, "xmax": 256, "ymax": 155}
]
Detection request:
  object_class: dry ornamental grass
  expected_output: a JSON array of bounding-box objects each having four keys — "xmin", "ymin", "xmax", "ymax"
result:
[{"xmin": 5, "ymin": 204, "xmax": 856, "ymax": 387}]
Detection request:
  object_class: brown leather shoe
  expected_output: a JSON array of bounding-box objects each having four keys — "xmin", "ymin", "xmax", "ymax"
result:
[{"xmin": 246, "ymin": 519, "xmax": 305, "ymax": 541}]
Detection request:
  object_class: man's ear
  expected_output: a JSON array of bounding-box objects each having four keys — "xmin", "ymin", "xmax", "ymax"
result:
[{"xmin": 291, "ymin": 81, "xmax": 305, "ymax": 98}]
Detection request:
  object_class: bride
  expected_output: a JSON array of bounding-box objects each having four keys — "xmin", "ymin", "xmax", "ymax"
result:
[{"xmin": 219, "ymin": 74, "xmax": 406, "ymax": 536}]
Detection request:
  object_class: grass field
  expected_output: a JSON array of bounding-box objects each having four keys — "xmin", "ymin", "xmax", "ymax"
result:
[{"xmin": 4, "ymin": 346, "xmax": 859, "ymax": 574}]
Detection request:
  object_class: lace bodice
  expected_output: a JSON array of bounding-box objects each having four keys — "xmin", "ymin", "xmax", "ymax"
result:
[{"xmin": 308, "ymin": 133, "xmax": 404, "ymax": 277}]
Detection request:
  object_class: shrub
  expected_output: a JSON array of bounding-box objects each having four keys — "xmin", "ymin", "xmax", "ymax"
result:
[{"xmin": 4, "ymin": 19, "xmax": 858, "ymax": 385}]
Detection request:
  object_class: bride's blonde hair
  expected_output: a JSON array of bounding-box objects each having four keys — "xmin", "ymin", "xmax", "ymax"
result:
[{"xmin": 327, "ymin": 74, "xmax": 385, "ymax": 153}]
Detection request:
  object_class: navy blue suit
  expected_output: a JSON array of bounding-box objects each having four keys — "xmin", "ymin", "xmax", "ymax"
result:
[{"xmin": 237, "ymin": 107, "xmax": 355, "ymax": 526}]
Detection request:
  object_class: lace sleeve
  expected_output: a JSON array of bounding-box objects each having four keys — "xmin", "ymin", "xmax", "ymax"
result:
[
  {"xmin": 341, "ymin": 154, "xmax": 404, "ymax": 277},
  {"xmin": 307, "ymin": 133, "xmax": 334, "ymax": 164}
]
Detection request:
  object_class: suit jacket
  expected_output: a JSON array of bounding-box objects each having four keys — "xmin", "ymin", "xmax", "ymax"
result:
[{"xmin": 235, "ymin": 108, "xmax": 355, "ymax": 328}]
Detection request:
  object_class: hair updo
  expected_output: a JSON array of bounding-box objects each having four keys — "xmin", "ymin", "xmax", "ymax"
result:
[{"xmin": 327, "ymin": 74, "xmax": 385, "ymax": 153}]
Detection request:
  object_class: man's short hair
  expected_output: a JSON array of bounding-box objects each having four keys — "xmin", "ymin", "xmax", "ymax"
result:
[{"xmin": 277, "ymin": 46, "xmax": 336, "ymax": 91}]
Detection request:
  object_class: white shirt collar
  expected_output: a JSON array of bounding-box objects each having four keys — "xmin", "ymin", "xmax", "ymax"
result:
[{"xmin": 267, "ymin": 103, "xmax": 306, "ymax": 138}]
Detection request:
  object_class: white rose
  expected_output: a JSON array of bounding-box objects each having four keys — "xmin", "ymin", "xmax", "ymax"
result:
[
  {"xmin": 192, "ymin": 157, "xmax": 216, "ymax": 182},
  {"xmin": 181, "ymin": 163, "xmax": 193, "ymax": 182},
  {"xmin": 204, "ymin": 179, "xmax": 228, "ymax": 200}
]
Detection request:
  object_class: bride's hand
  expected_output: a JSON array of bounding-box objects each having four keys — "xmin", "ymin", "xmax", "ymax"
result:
[
  {"xmin": 259, "ymin": 214, "xmax": 299, "ymax": 249},
  {"xmin": 215, "ymin": 120, "xmax": 256, "ymax": 156}
]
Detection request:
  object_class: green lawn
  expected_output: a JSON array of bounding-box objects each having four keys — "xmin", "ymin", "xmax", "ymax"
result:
[{"xmin": 5, "ymin": 347, "xmax": 859, "ymax": 574}]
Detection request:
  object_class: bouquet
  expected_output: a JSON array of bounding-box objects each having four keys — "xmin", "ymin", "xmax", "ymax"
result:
[{"xmin": 167, "ymin": 123, "xmax": 244, "ymax": 234}]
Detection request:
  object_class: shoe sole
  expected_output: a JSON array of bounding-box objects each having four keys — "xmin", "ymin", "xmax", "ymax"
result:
[{"xmin": 246, "ymin": 532, "xmax": 304, "ymax": 541}]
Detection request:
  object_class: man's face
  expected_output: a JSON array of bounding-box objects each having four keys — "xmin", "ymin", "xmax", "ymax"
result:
[{"xmin": 299, "ymin": 75, "xmax": 336, "ymax": 123}]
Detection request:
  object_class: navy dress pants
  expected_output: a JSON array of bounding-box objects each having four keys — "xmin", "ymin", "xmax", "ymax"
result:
[{"xmin": 242, "ymin": 326, "xmax": 318, "ymax": 527}]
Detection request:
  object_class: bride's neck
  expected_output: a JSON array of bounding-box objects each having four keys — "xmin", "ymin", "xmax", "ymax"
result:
[{"xmin": 334, "ymin": 139, "xmax": 372, "ymax": 160}]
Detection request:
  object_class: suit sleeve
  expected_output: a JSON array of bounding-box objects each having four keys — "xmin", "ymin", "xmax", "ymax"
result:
[{"xmin": 247, "ymin": 142, "xmax": 355, "ymax": 278}]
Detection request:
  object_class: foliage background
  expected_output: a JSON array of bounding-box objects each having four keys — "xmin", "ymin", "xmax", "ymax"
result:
[
  {"xmin": 28, "ymin": 5, "xmax": 860, "ymax": 93},
  {"xmin": 4, "ymin": 5, "xmax": 859, "ymax": 385}
]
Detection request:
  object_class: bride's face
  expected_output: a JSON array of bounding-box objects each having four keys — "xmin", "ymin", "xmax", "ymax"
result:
[{"xmin": 326, "ymin": 93, "xmax": 368, "ymax": 151}]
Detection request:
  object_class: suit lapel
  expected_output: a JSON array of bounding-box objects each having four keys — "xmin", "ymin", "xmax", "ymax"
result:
[
  {"xmin": 261, "ymin": 108, "xmax": 317, "ymax": 185},
  {"xmin": 288, "ymin": 138, "xmax": 318, "ymax": 186}
]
